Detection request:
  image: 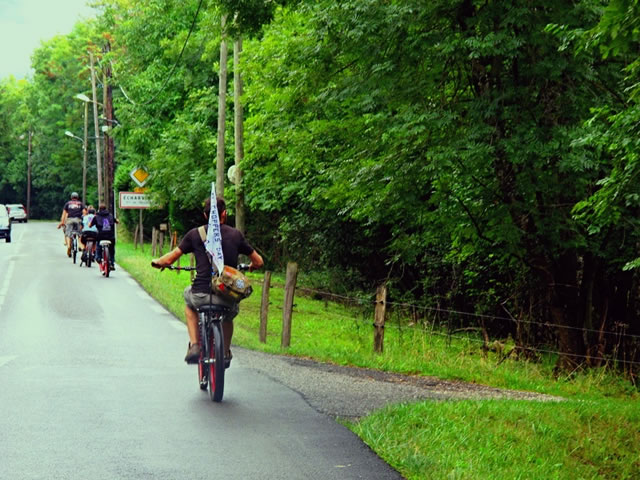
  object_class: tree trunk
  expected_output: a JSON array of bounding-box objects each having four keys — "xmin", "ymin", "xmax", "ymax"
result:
[{"xmin": 551, "ymin": 252, "xmax": 584, "ymax": 371}]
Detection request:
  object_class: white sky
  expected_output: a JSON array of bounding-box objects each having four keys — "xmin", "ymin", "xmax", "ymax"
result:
[{"xmin": 0, "ymin": 0, "xmax": 96, "ymax": 79}]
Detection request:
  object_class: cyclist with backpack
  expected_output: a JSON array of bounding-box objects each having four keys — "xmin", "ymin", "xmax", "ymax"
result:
[
  {"xmin": 80, "ymin": 206, "xmax": 98, "ymax": 263},
  {"xmin": 90, "ymin": 204, "xmax": 118, "ymax": 271}
]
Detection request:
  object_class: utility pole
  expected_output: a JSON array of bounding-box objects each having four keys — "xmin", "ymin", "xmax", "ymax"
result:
[
  {"xmin": 233, "ymin": 37, "xmax": 245, "ymax": 233},
  {"xmin": 82, "ymin": 101, "xmax": 88, "ymax": 206},
  {"xmin": 89, "ymin": 51, "xmax": 103, "ymax": 206},
  {"xmin": 216, "ymin": 15, "xmax": 228, "ymax": 199},
  {"xmin": 103, "ymin": 42, "xmax": 115, "ymax": 212},
  {"xmin": 105, "ymin": 47, "xmax": 115, "ymax": 212},
  {"xmin": 27, "ymin": 129, "xmax": 32, "ymax": 219}
]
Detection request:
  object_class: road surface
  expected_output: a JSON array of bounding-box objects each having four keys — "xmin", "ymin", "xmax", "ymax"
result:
[{"xmin": 0, "ymin": 222, "xmax": 402, "ymax": 480}]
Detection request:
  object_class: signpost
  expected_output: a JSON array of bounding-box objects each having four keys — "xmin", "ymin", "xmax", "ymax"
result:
[{"xmin": 122, "ymin": 168, "xmax": 151, "ymax": 249}]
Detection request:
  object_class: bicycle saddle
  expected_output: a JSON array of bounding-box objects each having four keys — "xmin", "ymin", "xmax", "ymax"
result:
[{"xmin": 197, "ymin": 304, "xmax": 231, "ymax": 314}]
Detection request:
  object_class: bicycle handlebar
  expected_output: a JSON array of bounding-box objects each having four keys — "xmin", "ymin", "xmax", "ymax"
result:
[{"xmin": 151, "ymin": 262, "xmax": 251, "ymax": 272}]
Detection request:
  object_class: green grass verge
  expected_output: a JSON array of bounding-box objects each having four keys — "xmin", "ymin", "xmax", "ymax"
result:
[
  {"xmin": 116, "ymin": 239, "xmax": 640, "ymax": 480},
  {"xmin": 351, "ymin": 398, "xmax": 640, "ymax": 480}
]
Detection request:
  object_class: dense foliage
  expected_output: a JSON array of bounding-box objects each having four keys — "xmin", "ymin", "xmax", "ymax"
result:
[{"xmin": 0, "ymin": 0, "xmax": 639, "ymax": 374}]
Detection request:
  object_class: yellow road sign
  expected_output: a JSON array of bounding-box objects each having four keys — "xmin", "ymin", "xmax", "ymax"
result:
[{"xmin": 130, "ymin": 167, "xmax": 150, "ymax": 187}]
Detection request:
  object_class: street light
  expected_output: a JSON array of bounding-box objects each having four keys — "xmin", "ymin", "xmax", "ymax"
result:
[
  {"xmin": 65, "ymin": 130, "xmax": 83, "ymax": 142},
  {"xmin": 75, "ymin": 86, "xmax": 103, "ymax": 205},
  {"xmin": 75, "ymin": 93, "xmax": 103, "ymax": 106},
  {"xmin": 74, "ymin": 93, "xmax": 97, "ymax": 205},
  {"xmin": 64, "ymin": 127, "xmax": 87, "ymax": 204}
]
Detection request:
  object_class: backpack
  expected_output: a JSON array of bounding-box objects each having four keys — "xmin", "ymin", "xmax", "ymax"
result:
[
  {"xmin": 198, "ymin": 225, "xmax": 253, "ymax": 303},
  {"xmin": 101, "ymin": 216, "xmax": 112, "ymax": 232}
]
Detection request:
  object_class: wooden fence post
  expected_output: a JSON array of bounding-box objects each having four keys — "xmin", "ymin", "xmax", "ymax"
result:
[
  {"xmin": 151, "ymin": 227, "xmax": 157, "ymax": 256},
  {"xmin": 259, "ymin": 271, "xmax": 272, "ymax": 343},
  {"xmin": 138, "ymin": 209, "xmax": 144, "ymax": 251},
  {"xmin": 133, "ymin": 224, "xmax": 139, "ymax": 249},
  {"xmin": 281, "ymin": 262, "xmax": 298, "ymax": 348},
  {"xmin": 374, "ymin": 284, "xmax": 387, "ymax": 353}
]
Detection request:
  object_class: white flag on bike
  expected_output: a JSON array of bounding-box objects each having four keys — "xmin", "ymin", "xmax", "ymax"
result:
[{"xmin": 205, "ymin": 182, "xmax": 225, "ymax": 274}]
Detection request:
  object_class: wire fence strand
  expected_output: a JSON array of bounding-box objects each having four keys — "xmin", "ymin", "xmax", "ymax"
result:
[{"xmin": 383, "ymin": 321, "xmax": 640, "ymax": 367}]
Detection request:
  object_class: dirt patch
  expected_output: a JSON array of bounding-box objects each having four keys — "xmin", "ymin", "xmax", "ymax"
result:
[{"xmin": 236, "ymin": 348, "xmax": 563, "ymax": 420}]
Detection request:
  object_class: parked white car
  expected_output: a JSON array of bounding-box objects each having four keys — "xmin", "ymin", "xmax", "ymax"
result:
[
  {"xmin": 6, "ymin": 204, "xmax": 27, "ymax": 223},
  {"xmin": 0, "ymin": 205, "xmax": 11, "ymax": 242}
]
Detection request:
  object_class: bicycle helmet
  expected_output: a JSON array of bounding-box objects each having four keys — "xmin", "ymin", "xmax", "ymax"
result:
[{"xmin": 71, "ymin": 192, "xmax": 79, "ymax": 199}]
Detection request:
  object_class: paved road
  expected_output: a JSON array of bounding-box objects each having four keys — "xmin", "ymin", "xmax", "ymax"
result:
[{"xmin": 0, "ymin": 222, "xmax": 402, "ymax": 480}]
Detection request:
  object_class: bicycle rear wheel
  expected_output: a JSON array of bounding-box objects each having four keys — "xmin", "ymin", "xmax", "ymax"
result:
[
  {"xmin": 103, "ymin": 247, "xmax": 110, "ymax": 277},
  {"xmin": 72, "ymin": 236, "xmax": 77, "ymax": 264},
  {"xmin": 208, "ymin": 320, "xmax": 225, "ymax": 402},
  {"xmin": 86, "ymin": 240, "xmax": 93, "ymax": 267}
]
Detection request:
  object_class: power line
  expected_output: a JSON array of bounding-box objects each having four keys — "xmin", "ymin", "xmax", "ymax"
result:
[{"xmin": 116, "ymin": 0, "xmax": 205, "ymax": 107}]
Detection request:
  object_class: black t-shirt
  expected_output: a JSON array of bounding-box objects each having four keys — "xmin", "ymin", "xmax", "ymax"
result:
[
  {"xmin": 64, "ymin": 200, "xmax": 85, "ymax": 218},
  {"xmin": 179, "ymin": 224, "xmax": 255, "ymax": 293}
]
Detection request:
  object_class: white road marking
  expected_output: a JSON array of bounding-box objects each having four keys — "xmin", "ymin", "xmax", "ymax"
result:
[
  {"xmin": 0, "ymin": 260, "xmax": 15, "ymax": 311},
  {"xmin": 0, "ymin": 356, "xmax": 17, "ymax": 367},
  {"xmin": 168, "ymin": 321, "xmax": 186, "ymax": 331},
  {"xmin": 151, "ymin": 304, "xmax": 170, "ymax": 314}
]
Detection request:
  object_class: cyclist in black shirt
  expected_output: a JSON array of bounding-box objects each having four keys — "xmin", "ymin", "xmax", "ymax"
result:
[
  {"xmin": 152, "ymin": 197, "xmax": 263, "ymax": 364},
  {"xmin": 57, "ymin": 192, "xmax": 84, "ymax": 257}
]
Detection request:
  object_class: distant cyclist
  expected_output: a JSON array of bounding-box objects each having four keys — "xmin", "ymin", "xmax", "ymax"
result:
[
  {"xmin": 90, "ymin": 204, "xmax": 118, "ymax": 271},
  {"xmin": 57, "ymin": 192, "xmax": 85, "ymax": 257},
  {"xmin": 80, "ymin": 206, "xmax": 98, "ymax": 263}
]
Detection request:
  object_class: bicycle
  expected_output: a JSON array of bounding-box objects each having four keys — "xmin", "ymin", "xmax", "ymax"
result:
[
  {"xmin": 81, "ymin": 235, "xmax": 95, "ymax": 268},
  {"xmin": 69, "ymin": 230, "xmax": 81, "ymax": 265},
  {"xmin": 151, "ymin": 263, "xmax": 248, "ymax": 402},
  {"xmin": 98, "ymin": 240, "xmax": 112, "ymax": 277}
]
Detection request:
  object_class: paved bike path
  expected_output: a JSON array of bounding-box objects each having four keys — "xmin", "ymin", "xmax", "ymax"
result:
[{"xmin": 0, "ymin": 222, "xmax": 402, "ymax": 479}]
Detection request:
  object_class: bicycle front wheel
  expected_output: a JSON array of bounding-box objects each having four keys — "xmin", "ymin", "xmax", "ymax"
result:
[
  {"xmin": 198, "ymin": 318, "xmax": 208, "ymax": 391},
  {"xmin": 208, "ymin": 321, "xmax": 225, "ymax": 402}
]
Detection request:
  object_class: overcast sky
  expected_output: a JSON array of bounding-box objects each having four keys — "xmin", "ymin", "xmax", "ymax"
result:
[{"xmin": 0, "ymin": 0, "xmax": 96, "ymax": 80}]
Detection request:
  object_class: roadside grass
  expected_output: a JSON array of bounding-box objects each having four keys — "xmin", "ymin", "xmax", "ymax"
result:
[
  {"xmin": 351, "ymin": 398, "xmax": 640, "ymax": 480},
  {"xmin": 117, "ymin": 239, "xmax": 640, "ymax": 479}
]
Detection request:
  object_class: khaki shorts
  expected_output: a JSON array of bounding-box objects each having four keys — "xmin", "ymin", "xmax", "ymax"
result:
[
  {"xmin": 64, "ymin": 218, "xmax": 82, "ymax": 237},
  {"xmin": 183, "ymin": 286, "xmax": 238, "ymax": 321}
]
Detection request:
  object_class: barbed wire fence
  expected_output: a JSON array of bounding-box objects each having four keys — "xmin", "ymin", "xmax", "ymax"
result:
[
  {"xmin": 253, "ymin": 274, "xmax": 640, "ymax": 371},
  {"xmin": 143, "ymin": 231, "xmax": 640, "ymax": 373}
]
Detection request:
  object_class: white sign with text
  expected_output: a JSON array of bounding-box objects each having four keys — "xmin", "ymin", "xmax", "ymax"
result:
[{"xmin": 119, "ymin": 191, "xmax": 151, "ymax": 209}]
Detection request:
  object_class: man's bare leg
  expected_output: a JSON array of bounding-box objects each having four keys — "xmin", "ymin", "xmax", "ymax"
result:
[{"xmin": 185, "ymin": 305, "xmax": 199, "ymax": 345}]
